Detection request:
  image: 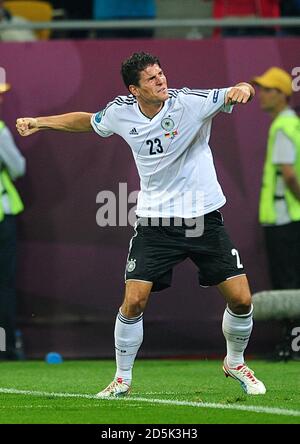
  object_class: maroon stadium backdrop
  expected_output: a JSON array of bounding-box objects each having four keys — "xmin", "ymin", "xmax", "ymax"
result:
[{"xmin": 1, "ymin": 38, "xmax": 299, "ymax": 358}]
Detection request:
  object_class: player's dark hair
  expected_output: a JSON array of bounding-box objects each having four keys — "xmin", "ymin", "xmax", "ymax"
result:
[{"xmin": 121, "ymin": 52, "xmax": 161, "ymax": 89}]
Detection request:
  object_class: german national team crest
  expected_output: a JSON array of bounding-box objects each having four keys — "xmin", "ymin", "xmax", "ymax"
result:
[
  {"xmin": 127, "ymin": 258, "xmax": 136, "ymax": 272},
  {"xmin": 161, "ymin": 117, "xmax": 175, "ymax": 132}
]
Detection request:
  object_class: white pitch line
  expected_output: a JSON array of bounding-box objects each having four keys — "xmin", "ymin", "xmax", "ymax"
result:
[{"xmin": 0, "ymin": 387, "xmax": 300, "ymax": 418}]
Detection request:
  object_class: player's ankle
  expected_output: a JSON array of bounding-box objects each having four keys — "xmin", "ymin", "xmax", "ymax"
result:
[
  {"xmin": 226, "ymin": 356, "xmax": 244, "ymax": 368},
  {"xmin": 115, "ymin": 375, "xmax": 132, "ymax": 386}
]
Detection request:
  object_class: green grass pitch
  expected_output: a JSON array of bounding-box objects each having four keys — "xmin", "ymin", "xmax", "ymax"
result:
[{"xmin": 0, "ymin": 359, "xmax": 299, "ymax": 424}]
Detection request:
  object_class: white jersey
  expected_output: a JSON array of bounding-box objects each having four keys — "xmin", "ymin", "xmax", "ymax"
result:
[{"xmin": 91, "ymin": 87, "xmax": 233, "ymax": 218}]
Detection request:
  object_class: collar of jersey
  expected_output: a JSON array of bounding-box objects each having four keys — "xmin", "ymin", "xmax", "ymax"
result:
[{"xmin": 135, "ymin": 99, "xmax": 169, "ymax": 121}]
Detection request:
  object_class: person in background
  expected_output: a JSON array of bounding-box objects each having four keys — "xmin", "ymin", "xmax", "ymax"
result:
[
  {"xmin": 205, "ymin": 0, "xmax": 280, "ymax": 36},
  {"xmin": 253, "ymin": 67, "xmax": 300, "ymax": 290},
  {"xmin": 280, "ymin": 0, "xmax": 300, "ymax": 36},
  {"xmin": 0, "ymin": 0, "xmax": 37, "ymax": 41},
  {"xmin": 50, "ymin": 0, "xmax": 93, "ymax": 39},
  {"xmin": 0, "ymin": 80, "xmax": 26, "ymax": 360}
]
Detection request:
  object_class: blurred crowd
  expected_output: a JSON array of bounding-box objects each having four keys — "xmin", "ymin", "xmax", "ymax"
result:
[{"xmin": 0, "ymin": 0, "xmax": 299, "ymax": 41}]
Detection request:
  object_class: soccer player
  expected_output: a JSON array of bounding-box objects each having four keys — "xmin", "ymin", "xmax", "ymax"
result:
[{"xmin": 16, "ymin": 52, "xmax": 266, "ymax": 396}]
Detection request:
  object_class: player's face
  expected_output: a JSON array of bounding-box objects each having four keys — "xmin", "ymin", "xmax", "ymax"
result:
[
  {"xmin": 133, "ymin": 64, "xmax": 169, "ymax": 104},
  {"xmin": 257, "ymin": 86, "xmax": 284, "ymax": 112}
]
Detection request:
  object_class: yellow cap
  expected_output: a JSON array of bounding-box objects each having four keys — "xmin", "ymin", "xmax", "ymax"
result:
[
  {"xmin": 252, "ymin": 67, "xmax": 293, "ymax": 97},
  {"xmin": 0, "ymin": 83, "xmax": 11, "ymax": 94}
]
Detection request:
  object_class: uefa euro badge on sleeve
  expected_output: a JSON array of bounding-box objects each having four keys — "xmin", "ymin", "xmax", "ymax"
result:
[{"xmin": 94, "ymin": 110, "xmax": 104, "ymax": 123}]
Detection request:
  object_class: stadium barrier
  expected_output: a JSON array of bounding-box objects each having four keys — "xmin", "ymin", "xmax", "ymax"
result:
[
  {"xmin": 253, "ymin": 290, "xmax": 300, "ymax": 361},
  {"xmin": 0, "ymin": 17, "xmax": 300, "ymax": 32}
]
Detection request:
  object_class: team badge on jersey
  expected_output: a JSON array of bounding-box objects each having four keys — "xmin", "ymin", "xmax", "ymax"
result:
[
  {"xmin": 127, "ymin": 258, "xmax": 136, "ymax": 272},
  {"xmin": 161, "ymin": 117, "xmax": 175, "ymax": 132}
]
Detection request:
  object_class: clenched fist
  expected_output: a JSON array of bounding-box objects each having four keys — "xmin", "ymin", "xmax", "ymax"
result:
[
  {"xmin": 16, "ymin": 118, "xmax": 39, "ymax": 136},
  {"xmin": 225, "ymin": 83, "xmax": 255, "ymax": 105}
]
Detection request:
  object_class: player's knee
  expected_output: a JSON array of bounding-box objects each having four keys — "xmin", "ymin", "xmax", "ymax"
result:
[
  {"xmin": 122, "ymin": 281, "xmax": 152, "ymax": 317},
  {"xmin": 129, "ymin": 294, "xmax": 147, "ymax": 312},
  {"xmin": 228, "ymin": 297, "xmax": 252, "ymax": 315},
  {"xmin": 122, "ymin": 292, "xmax": 148, "ymax": 317}
]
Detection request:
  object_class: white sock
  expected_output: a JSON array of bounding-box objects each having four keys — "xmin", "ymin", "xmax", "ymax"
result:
[
  {"xmin": 114, "ymin": 309, "xmax": 143, "ymax": 385},
  {"xmin": 222, "ymin": 305, "xmax": 253, "ymax": 368}
]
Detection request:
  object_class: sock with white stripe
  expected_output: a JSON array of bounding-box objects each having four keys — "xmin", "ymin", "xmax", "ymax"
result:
[
  {"xmin": 222, "ymin": 305, "xmax": 253, "ymax": 368},
  {"xmin": 114, "ymin": 309, "xmax": 143, "ymax": 385}
]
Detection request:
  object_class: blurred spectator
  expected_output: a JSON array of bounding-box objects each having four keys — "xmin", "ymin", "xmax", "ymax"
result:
[
  {"xmin": 50, "ymin": 0, "xmax": 92, "ymax": 20},
  {"xmin": 93, "ymin": 0, "xmax": 156, "ymax": 39},
  {"xmin": 205, "ymin": 0, "xmax": 280, "ymax": 36},
  {"xmin": 253, "ymin": 67, "xmax": 300, "ymax": 289},
  {"xmin": 0, "ymin": 80, "xmax": 26, "ymax": 360},
  {"xmin": 280, "ymin": 0, "xmax": 300, "ymax": 36},
  {"xmin": 0, "ymin": 0, "xmax": 37, "ymax": 41},
  {"xmin": 50, "ymin": 0, "xmax": 93, "ymax": 38}
]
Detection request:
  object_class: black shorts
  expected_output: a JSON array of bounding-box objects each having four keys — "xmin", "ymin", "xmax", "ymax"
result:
[{"xmin": 125, "ymin": 210, "xmax": 245, "ymax": 292}]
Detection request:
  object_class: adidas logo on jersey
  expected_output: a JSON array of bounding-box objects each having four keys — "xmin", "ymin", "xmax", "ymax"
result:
[{"xmin": 129, "ymin": 127, "xmax": 139, "ymax": 135}]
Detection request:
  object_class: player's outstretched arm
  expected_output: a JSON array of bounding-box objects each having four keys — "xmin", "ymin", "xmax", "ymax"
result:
[
  {"xmin": 16, "ymin": 112, "xmax": 93, "ymax": 137},
  {"xmin": 225, "ymin": 82, "xmax": 255, "ymax": 105}
]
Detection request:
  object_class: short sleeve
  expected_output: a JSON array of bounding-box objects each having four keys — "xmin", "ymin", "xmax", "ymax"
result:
[
  {"xmin": 179, "ymin": 87, "xmax": 232, "ymax": 121},
  {"xmin": 221, "ymin": 88, "xmax": 234, "ymax": 114},
  {"xmin": 202, "ymin": 88, "xmax": 234, "ymax": 118},
  {"xmin": 272, "ymin": 130, "xmax": 296, "ymax": 165},
  {"xmin": 91, "ymin": 106, "xmax": 115, "ymax": 138}
]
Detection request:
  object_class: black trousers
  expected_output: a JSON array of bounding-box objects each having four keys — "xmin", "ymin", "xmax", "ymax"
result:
[
  {"xmin": 264, "ymin": 221, "xmax": 300, "ymax": 289},
  {"xmin": 0, "ymin": 215, "xmax": 17, "ymax": 359}
]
